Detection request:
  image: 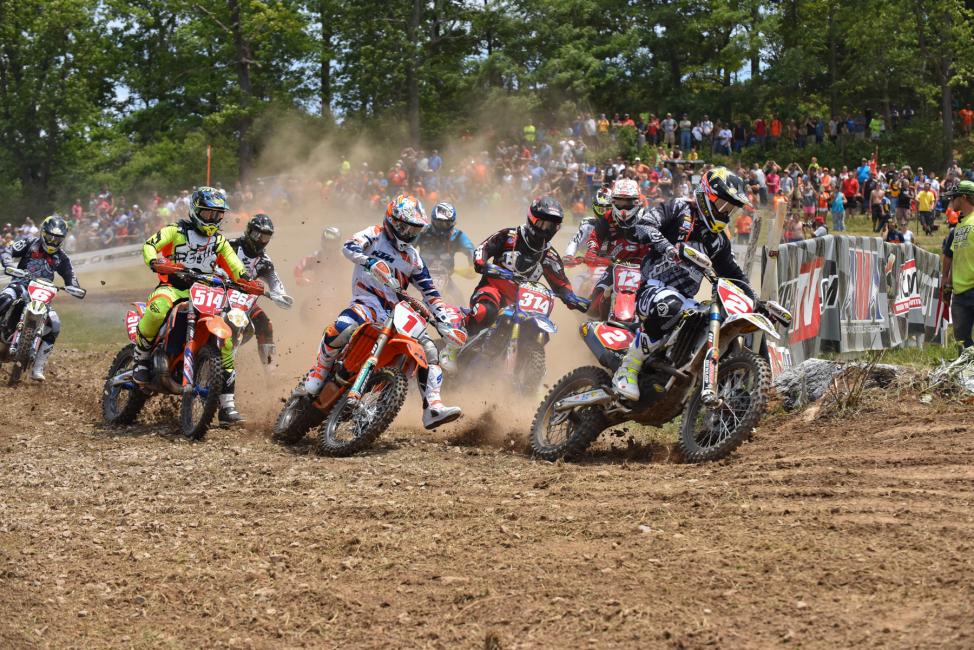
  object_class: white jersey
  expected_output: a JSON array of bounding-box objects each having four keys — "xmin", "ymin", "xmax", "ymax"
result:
[{"xmin": 342, "ymin": 225, "xmax": 441, "ymax": 319}]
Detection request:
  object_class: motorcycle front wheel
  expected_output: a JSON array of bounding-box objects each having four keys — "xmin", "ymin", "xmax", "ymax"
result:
[
  {"xmin": 272, "ymin": 388, "xmax": 324, "ymax": 444},
  {"xmin": 317, "ymin": 367, "xmax": 407, "ymax": 457},
  {"xmin": 102, "ymin": 343, "xmax": 149, "ymax": 425},
  {"xmin": 529, "ymin": 366, "xmax": 610, "ymax": 461},
  {"xmin": 514, "ymin": 342, "xmax": 546, "ymax": 394},
  {"xmin": 179, "ymin": 346, "xmax": 223, "ymax": 440},
  {"xmin": 679, "ymin": 350, "xmax": 771, "ymax": 463},
  {"xmin": 7, "ymin": 324, "xmax": 36, "ymax": 386}
]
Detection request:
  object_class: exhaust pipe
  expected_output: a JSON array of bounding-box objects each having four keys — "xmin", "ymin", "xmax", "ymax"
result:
[{"xmin": 553, "ymin": 388, "xmax": 613, "ymax": 412}]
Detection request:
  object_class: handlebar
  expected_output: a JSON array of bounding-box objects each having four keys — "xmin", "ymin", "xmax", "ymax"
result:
[
  {"xmin": 5, "ymin": 267, "xmax": 86, "ymax": 298},
  {"xmin": 155, "ymin": 262, "xmax": 265, "ymax": 297},
  {"xmin": 395, "ymin": 290, "xmax": 435, "ymax": 322}
]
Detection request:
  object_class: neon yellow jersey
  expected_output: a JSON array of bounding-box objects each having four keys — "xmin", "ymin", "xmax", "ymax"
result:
[
  {"xmin": 143, "ymin": 222, "xmax": 246, "ymax": 286},
  {"xmin": 950, "ymin": 210, "xmax": 974, "ymax": 294}
]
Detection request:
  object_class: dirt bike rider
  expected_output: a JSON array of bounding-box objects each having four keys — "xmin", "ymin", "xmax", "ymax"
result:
[
  {"xmin": 294, "ymin": 226, "xmax": 342, "ymax": 284},
  {"xmin": 228, "ymin": 213, "xmax": 292, "ymax": 367},
  {"xmin": 0, "ymin": 216, "xmax": 82, "ymax": 381},
  {"xmin": 296, "ymin": 194, "xmax": 463, "ymax": 430},
  {"xmin": 611, "ymin": 167, "xmax": 756, "ymax": 401},
  {"xmin": 564, "ymin": 186, "xmax": 612, "ymax": 260},
  {"xmin": 415, "ymin": 202, "xmax": 475, "ymax": 277},
  {"xmin": 441, "ymin": 197, "xmax": 589, "ymax": 372},
  {"xmin": 132, "ymin": 186, "xmax": 252, "ymax": 424},
  {"xmin": 585, "ymin": 178, "xmax": 654, "ymax": 320}
]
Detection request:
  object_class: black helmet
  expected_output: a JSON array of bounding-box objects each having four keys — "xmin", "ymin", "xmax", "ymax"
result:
[
  {"xmin": 694, "ymin": 167, "xmax": 751, "ymax": 234},
  {"xmin": 244, "ymin": 213, "xmax": 274, "ymax": 254},
  {"xmin": 41, "ymin": 216, "xmax": 69, "ymax": 254},
  {"xmin": 188, "ymin": 186, "xmax": 228, "ymax": 237},
  {"xmin": 430, "ymin": 202, "xmax": 457, "ymax": 234},
  {"xmin": 522, "ymin": 196, "xmax": 563, "ymax": 250}
]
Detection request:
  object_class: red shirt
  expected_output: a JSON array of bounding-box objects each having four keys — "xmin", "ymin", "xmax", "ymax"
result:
[
  {"xmin": 842, "ymin": 177, "xmax": 859, "ymax": 198},
  {"xmin": 754, "ymin": 119, "xmax": 766, "ymax": 136}
]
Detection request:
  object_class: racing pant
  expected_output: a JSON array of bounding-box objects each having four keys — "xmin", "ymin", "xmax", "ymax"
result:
[
  {"xmin": 466, "ymin": 277, "xmax": 519, "ymax": 339},
  {"xmin": 135, "ymin": 284, "xmax": 235, "ymax": 392},
  {"xmin": 634, "ymin": 280, "xmax": 699, "ymax": 343},
  {"xmin": 303, "ymin": 302, "xmax": 445, "ymax": 409},
  {"xmin": 240, "ymin": 305, "xmax": 276, "ymax": 365}
]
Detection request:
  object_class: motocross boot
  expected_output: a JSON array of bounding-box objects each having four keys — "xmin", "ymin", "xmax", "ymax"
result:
[
  {"xmin": 420, "ymin": 364, "xmax": 462, "ymax": 430},
  {"xmin": 258, "ymin": 343, "xmax": 276, "ymax": 366},
  {"xmin": 132, "ymin": 333, "xmax": 153, "ymax": 384},
  {"xmin": 30, "ymin": 341, "xmax": 53, "ymax": 381},
  {"xmin": 298, "ymin": 346, "xmax": 337, "ymax": 397},
  {"xmin": 218, "ymin": 393, "xmax": 244, "ymax": 424},
  {"xmin": 611, "ymin": 331, "xmax": 659, "ymax": 401}
]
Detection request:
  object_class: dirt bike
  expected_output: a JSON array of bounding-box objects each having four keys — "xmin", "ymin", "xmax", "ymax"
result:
[
  {"xmin": 530, "ymin": 245, "xmax": 792, "ymax": 463},
  {"xmin": 0, "ymin": 267, "xmax": 86, "ymax": 385},
  {"xmin": 565, "ymin": 254, "xmax": 608, "ymax": 298},
  {"xmin": 101, "ymin": 263, "xmax": 265, "ymax": 439},
  {"xmin": 273, "ymin": 290, "xmax": 465, "ymax": 456},
  {"xmin": 223, "ymin": 281, "xmax": 293, "ymax": 357},
  {"xmin": 446, "ymin": 267, "xmax": 575, "ymax": 395},
  {"xmin": 574, "ymin": 255, "xmax": 643, "ymax": 324}
]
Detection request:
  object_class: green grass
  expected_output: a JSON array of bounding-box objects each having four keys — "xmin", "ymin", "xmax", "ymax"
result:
[{"xmin": 824, "ymin": 338, "xmax": 960, "ymax": 369}]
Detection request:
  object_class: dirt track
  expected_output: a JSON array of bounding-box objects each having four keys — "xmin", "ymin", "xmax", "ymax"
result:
[{"xmin": 1, "ymin": 347, "xmax": 973, "ymax": 649}]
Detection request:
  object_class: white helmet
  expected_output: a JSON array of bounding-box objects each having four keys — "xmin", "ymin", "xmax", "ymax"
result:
[{"xmin": 610, "ymin": 178, "xmax": 640, "ymax": 230}]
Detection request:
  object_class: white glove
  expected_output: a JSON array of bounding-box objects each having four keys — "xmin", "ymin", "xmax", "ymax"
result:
[
  {"xmin": 367, "ymin": 259, "xmax": 399, "ymax": 290},
  {"xmin": 435, "ymin": 320, "xmax": 467, "ymax": 347}
]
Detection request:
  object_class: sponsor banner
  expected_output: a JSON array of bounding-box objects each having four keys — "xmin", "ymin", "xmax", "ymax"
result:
[
  {"xmin": 774, "ymin": 235, "xmax": 944, "ymax": 365},
  {"xmin": 69, "ymin": 243, "xmax": 145, "ymax": 272}
]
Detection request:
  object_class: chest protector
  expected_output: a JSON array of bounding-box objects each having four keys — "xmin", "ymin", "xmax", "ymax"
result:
[{"xmin": 496, "ymin": 229, "xmax": 546, "ymax": 282}]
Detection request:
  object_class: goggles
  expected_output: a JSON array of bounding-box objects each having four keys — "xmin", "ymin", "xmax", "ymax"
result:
[
  {"xmin": 248, "ymin": 230, "xmax": 272, "ymax": 245},
  {"xmin": 197, "ymin": 208, "xmax": 225, "ymax": 223},
  {"xmin": 43, "ymin": 233, "xmax": 65, "ymax": 246},
  {"xmin": 529, "ymin": 216, "xmax": 560, "ymax": 233},
  {"xmin": 713, "ymin": 198, "xmax": 742, "ymax": 220},
  {"xmin": 392, "ymin": 220, "xmax": 424, "ymax": 239},
  {"xmin": 613, "ymin": 197, "xmax": 638, "ymax": 211}
]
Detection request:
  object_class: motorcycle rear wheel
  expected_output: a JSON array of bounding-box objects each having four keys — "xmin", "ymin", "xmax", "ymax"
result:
[
  {"xmin": 7, "ymin": 324, "xmax": 36, "ymax": 386},
  {"xmin": 530, "ymin": 366, "xmax": 610, "ymax": 461},
  {"xmin": 317, "ymin": 367, "xmax": 407, "ymax": 457},
  {"xmin": 679, "ymin": 350, "xmax": 771, "ymax": 463},
  {"xmin": 179, "ymin": 346, "xmax": 223, "ymax": 440},
  {"xmin": 102, "ymin": 344, "xmax": 149, "ymax": 425}
]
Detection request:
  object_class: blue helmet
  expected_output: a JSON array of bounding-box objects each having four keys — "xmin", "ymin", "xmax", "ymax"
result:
[
  {"xmin": 430, "ymin": 202, "xmax": 457, "ymax": 234},
  {"xmin": 189, "ymin": 186, "xmax": 229, "ymax": 237}
]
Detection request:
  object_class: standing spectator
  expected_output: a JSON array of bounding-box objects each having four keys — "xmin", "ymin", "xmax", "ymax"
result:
[
  {"xmin": 842, "ymin": 170, "xmax": 860, "ymax": 213},
  {"xmin": 524, "ymin": 120, "xmax": 536, "ymax": 143},
  {"xmin": 429, "ymin": 149, "xmax": 443, "ymax": 173},
  {"xmin": 661, "ymin": 113, "xmax": 677, "ymax": 148},
  {"xmin": 766, "ymin": 165, "xmax": 781, "ymax": 197},
  {"xmin": 769, "ymin": 116, "xmax": 782, "ymax": 146},
  {"xmin": 831, "ymin": 189, "xmax": 846, "ymax": 231},
  {"xmin": 584, "ymin": 113, "xmax": 597, "ymax": 139},
  {"xmin": 754, "ymin": 116, "xmax": 766, "ymax": 147},
  {"xmin": 868, "ymin": 114, "xmax": 884, "ymax": 140},
  {"xmin": 942, "ymin": 181, "xmax": 974, "ymax": 346},
  {"xmin": 716, "ymin": 124, "xmax": 733, "ymax": 155},
  {"xmin": 734, "ymin": 210, "xmax": 753, "ymax": 245},
  {"xmin": 916, "ymin": 181, "xmax": 937, "ymax": 235},
  {"xmin": 869, "ymin": 177, "xmax": 887, "ymax": 232},
  {"xmin": 959, "ymin": 105, "xmax": 973, "ymax": 138},
  {"xmin": 70, "ymin": 199, "xmax": 84, "ymax": 226},
  {"xmin": 828, "ymin": 116, "xmax": 839, "ymax": 142},
  {"xmin": 700, "ymin": 115, "xmax": 714, "ymax": 152},
  {"xmin": 678, "ymin": 113, "xmax": 692, "ymax": 152},
  {"xmin": 733, "ymin": 121, "xmax": 747, "ymax": 152},
  {"xmin": 646, "ymin": 114, "xmax": 660, "ymax": 145},
  {"xmin": 895, "ymin": 175, "xmax": 914, "ymax": 230},
  {"xmin": 597, "ymin": 113, "xmax": 610, "ymax": 136}
]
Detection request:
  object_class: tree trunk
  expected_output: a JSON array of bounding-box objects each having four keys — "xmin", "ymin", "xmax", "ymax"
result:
[
  {"xmin": 941, "ymin": 67, "xmax": 954, "ymax": 169},
  {"xmin": 827, "ymin": 2, "xmax": 837, "ymax": 117},
  {"xmin": 406, "ymin": 0, "xmax": 422, "ymax": 146},
  {"xmin": 319, "ymin": 0, "xmax": 332, "ymax": 119},
  {"xmin": 228, "ymin": 0, "xmax": 255, "ymax": 179}
]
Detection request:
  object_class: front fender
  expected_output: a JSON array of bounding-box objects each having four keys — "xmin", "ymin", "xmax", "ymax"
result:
[
  {"xmin": 378, "ymin": 336, "xmax": 428, "ymax": 375},
  {"xmin": 191, "ymin": 315, "xmax": 232, "ymax": 352},
  {"xmin": 721, "ymin": 313, "xmax": 780, "ymax": 340},
  {"xmin": 523, "ymin": 314, "xmax": 557, "ymax": 334}
]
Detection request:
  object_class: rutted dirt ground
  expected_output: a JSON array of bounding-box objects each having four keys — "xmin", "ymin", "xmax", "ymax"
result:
[{"xmin": 1, "ymin": 348, "xmax": 973, "ymax": 649}]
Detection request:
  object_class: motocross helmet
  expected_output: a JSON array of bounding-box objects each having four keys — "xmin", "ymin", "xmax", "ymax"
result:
[
  {"xmin": 244, "ymin": 213, "xmax": 274, "ymax": 255},
  {"xmin": 694, "ymin": 167, "xmax": 751, "ymax": 234},
  {"xmin": 430, "ymin": 202, "xmax": 457, "ymax": 234},
  {"xmin": 522, "ymin": 196, "xmax": 564, "ymax": 251},
  {"xmin": 384, "ymin": 194, "xmax": 428, "ymax": 251},
  {"xmin": 189, "ymin": 186, "xmax": 229, "ymax": 237},
  {"xmin": 610, "ymin": 178, "xmax": 641, "ymax": 231},
  {"xmin": 321, "ymin": 226, "xmax": 341, "ymax": 244},
  {"xmin": 592, "ymin": 186, "xmax": 612, "ymax": 219},
  {"xmin": 40, "ymin": 215, "xmax": 68, "ymax": 254}
]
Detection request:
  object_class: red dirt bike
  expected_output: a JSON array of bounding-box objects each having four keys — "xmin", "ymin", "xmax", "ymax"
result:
[
  {"xmin": 273, "ymin": 290, "xmax": 465, "ymax": 456},
  {"xmin": 0, "ymin": 267, "xmax": 86, "ymax": 385},
  {"xmin": 101, "ymin": 263, "xmax": 265, "ymax": 439},
  {"xmin": 565, "ymin": 254, "xmax": 609, "ymax": 300},
  {"xmin": 571, "ymin": 255, "xmax": 643, "ymax": 325},
  {"xmin": 530, "ymin": 245, "xmax": 792, "ymax": 463}
]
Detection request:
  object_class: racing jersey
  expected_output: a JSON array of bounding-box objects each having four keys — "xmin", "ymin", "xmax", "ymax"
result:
[
  {"xmin": 142, "ymin": 221, "xmax": 246, "ymax": 290},
  {"xmin": 631, "ymin": 198, "xmax": 753, "ymax": 299},
  {"xmin": 586, "ymin": 218, "xmax": 653, "ymax": 263},
  {"xmin": 473, "ymin": 227, "xmax": 573, "ymax": 297},
  {"xmin": 342, "ymin": 224, "xmax": 443, "ymax": 316},
  {"xmin": 0, "ymin": 238, "xmax": 79, "ymax": 287},
  {"xmin": 229, "ymin": 237, "xmax": 287, "ymax": 296},
  {"xmin": 415, "ymin": 227, "xmax": 475, "ymax": 276}
]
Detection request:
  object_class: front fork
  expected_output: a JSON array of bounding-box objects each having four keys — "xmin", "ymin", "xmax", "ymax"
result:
[
  {"xmin": 182, "ymin": 310, "xmax": 196, "ymax": 393},
  {"xmin": 700, "ymin": 301, "xmax": 722, "ymax": 407},
  {"xmin": 505, "ymin": 317, "xmax": 520, "ymax": 374},
  {"xmin": 346, "ymin": 316, "xmax": 394, "ymax": 404}
]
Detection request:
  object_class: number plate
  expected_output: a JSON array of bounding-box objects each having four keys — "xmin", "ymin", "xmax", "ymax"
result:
[
  {"xmin": 717, "ymin": 279, "xmax": 753, "ymax": 316},
  {"xmin": 227, "ymin": 288, "xmax": 258, "ymax": 311},
  {"xmin": 189, "ymin": 282, "xmax": 226, "ymax": 315},
  {"xmin": 517, "ymin": 283, "xmax": 554, "ymax": 316},
  {"xmin": 612, "ymin": 266, "xmax": 642, "ymax": 292},
  {"xmin": 594, "ymin": 323, "xmax": 634, "ymax": 350},
  {"xmin": 393, "ymin": 302, "xmax": 428, "ymax": 339},
  {"xmin": 27, "ymin": 281, "xmax": 56, "ymax": 304}
]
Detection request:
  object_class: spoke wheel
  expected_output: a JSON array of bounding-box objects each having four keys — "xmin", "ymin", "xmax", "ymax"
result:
[
  {"xmin": 101, "ymin": 344, "xmax": 149, "ymax": 425},
  {"xmin": 530, "ymin": 366, "xmax": 610, "ymax": 461},
  {"xmin": 179, "ymin": 346, "xmax": 223, "ymax": 440},
  {"xmin": 679, "ymin": 350, "xmax": 771, "ymax": 463},
  {"xmin": 317, "ymin": 367, "xmax": 407, "ymax": 457}
]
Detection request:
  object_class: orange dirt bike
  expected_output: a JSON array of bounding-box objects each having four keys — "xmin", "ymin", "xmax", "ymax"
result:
[
  {"xmin": 101, "ymin": 263, "xmax": 265, "ymax": 439},
  {"xmin": 0, "ymin": 267, "xmax": 86, "ymax": 385},
  {"xmin": 273, "ymin": 290, "xmax": 465, "ymax": 456},
  {"xmin": 530, "ymin": 245, "xmax": 793, "ymax": 463}
]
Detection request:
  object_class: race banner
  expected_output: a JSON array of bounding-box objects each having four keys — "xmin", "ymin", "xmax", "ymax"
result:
[{"xmin": 769, "ymin": 235, "xmax": 944, "ymax": 366}]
